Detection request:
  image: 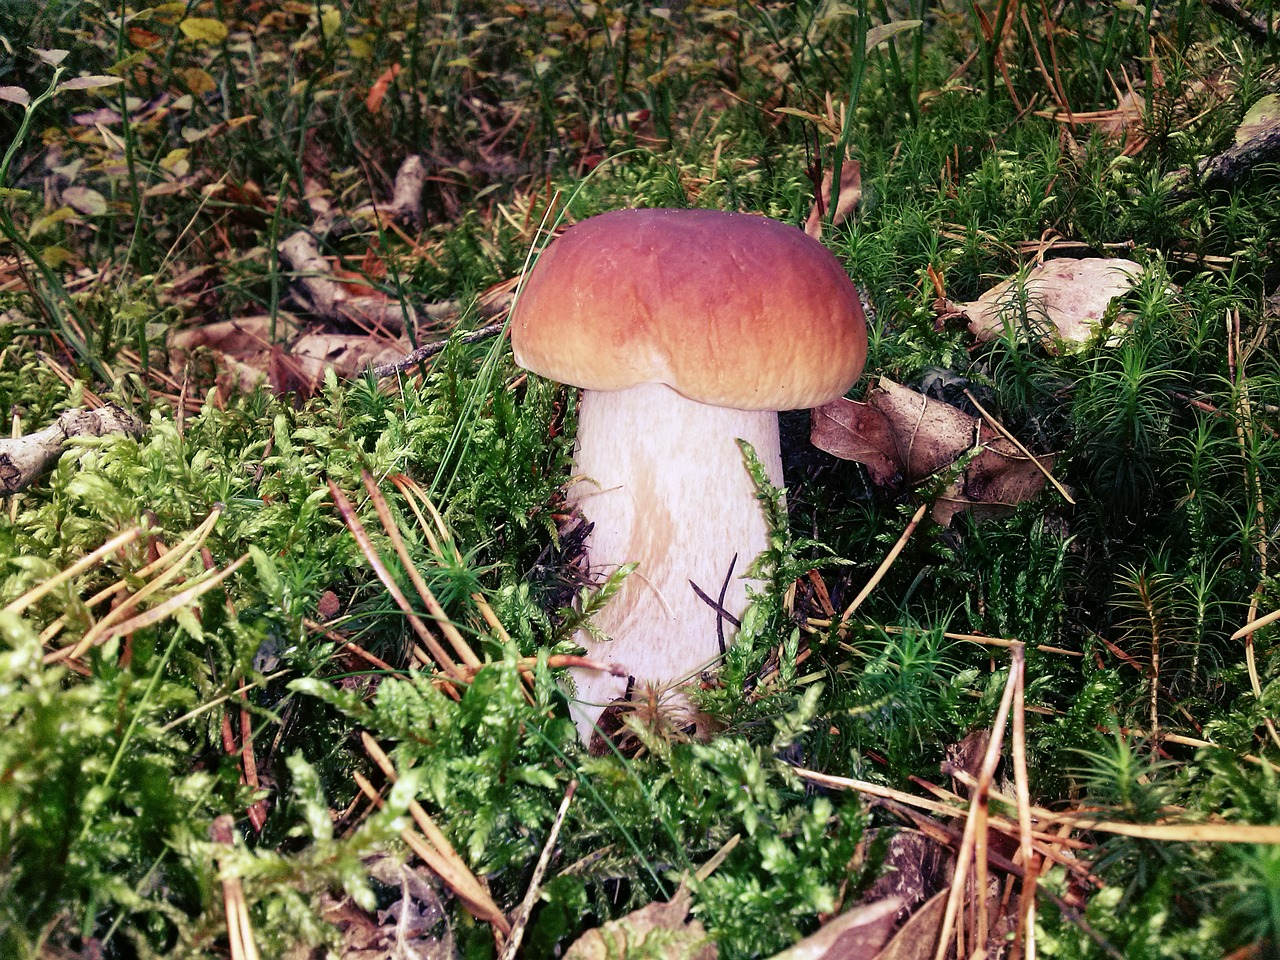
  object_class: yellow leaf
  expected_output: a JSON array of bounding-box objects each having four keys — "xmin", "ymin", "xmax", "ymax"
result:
[
  {"xmin": 179, "ymin": 17, "xmax": 229, "ymax": 42},
  {"xmin": 41, "ymin": 246, "xmax": 73, "ymax": 267},
  {"xmin": 30, "ymin": 207, "xmax": 76, "ymax": 238},
  {"xmin": 160, "ymin": 148, "xmax": 190, "ymax": 174},
  {"xmin": 347, "ymin": 36, "xmax": 372, "ymax": 58},
  {"xmin": 107, "ymin": 51, "xmax": 149, "ymax": 76},
  {"xmin": 178, "ymin": 67, "xmax": 216, "ymax": 94},
  {"xmin": 320, "ymin": 6, "xmax": 341, "ymax": 38},
  {"xmin": 774, "ymin": 106, "xmax": 841, "ymax": 137}
]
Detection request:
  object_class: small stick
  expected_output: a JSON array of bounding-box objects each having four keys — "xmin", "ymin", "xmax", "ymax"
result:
[
  {"xmin": 374, "ymin": 321, "xmax": 507, "ymax": 377},
  {"xmin": 826, "ymin": 621, "xmax": 1084, "ymax": 658},
  {"xmin": 499, "ymin": 780, "xmax": 577, "ymax": 960}
]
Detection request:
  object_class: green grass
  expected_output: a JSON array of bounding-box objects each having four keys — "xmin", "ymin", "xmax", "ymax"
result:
[{"xmin": 1, "ymin": 0, "xmax": 1279, "ymax": 957}]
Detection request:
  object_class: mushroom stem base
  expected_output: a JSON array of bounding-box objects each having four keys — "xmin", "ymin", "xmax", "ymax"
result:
[{"xmin": 567, "ymin": 383, "xmax": 783, "ymax": 743}]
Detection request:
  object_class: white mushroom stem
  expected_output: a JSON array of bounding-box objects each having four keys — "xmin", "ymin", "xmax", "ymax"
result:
[{"xmin": 567, "ymin": 382, "xmax": 784, "ymax": 741}]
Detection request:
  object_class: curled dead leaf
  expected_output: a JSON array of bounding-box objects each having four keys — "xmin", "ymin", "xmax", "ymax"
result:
[
  {"xmin": 765, "ymin": 897, "xmax": 901, "ymax": 960},
  {"xmin": 805, "ymin": 160, "xmax": 861, "ymax": 241}
]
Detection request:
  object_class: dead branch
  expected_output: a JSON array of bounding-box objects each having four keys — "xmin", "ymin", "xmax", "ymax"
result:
[
  {"xmin": 373, "ymin": 321, "xmax": 508, "ymax": 377},
  {"xmin": 0, "ymin": 405, "xmax": 144, "ymax": 494},
  {"xmin": 1170, "ymin": 119, "xmax": 1280, "ymax": 199},
  {"xmin": 1201, "ymin": 0, "xmax": 1276, "ymax": 44},
  {"xmin": 277, "ymin": 231, "xmax": 417, "ymax": 334}
]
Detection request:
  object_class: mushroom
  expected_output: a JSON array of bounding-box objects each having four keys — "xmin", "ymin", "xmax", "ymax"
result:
[{"xmin": 510, "ymin": 208, "xmax": 866, "ymax": 742}]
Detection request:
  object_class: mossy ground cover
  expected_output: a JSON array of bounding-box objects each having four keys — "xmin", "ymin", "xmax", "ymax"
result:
[{"xmin": 1, "ymin": 1, "xmax": 1279, "ymax": 957}]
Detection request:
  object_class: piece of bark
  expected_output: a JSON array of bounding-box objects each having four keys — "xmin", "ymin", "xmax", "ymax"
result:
[
  {"xmin": 317, "ymin": 155, "xmax": 429, "ymax": 240},
  {"xmin": 0, "ymin": 405, "xmax": 144, "ymax": 493},
  {"xmin": 383, "ymin": 154, "xmax": 427, "ymax": 229},
  {"xmin": 868, "ymin": 890, "xmax": 947, "ymax": 960}
]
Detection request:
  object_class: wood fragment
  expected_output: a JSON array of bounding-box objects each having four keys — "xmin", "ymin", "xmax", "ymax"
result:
[
  {"xmin": 1201, "ymin": 0, "xmax": 1276, "ymax": 44},
  {"xmin": 277, "ymin": 230, "xmax": 416, "ymax": 334},
  {"xmin": 0, "ymin": 405, "xmax": 143, "ymax": 494},
  {"xmin": 500, "ymin": 780, "xmax": 577, "ymax": 960}
]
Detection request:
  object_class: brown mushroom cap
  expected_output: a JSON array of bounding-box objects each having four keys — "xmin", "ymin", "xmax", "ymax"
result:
[{"xmin": 511, "ymin": 208, "xmax": 867, "ymax": 410}]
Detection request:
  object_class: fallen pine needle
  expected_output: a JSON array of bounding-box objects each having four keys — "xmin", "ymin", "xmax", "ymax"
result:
[
  {"xmin": 838, "ymin": 502, "xmax": 928, "ymax": 627},
  {"xmin": 211, "ymin": 815, "xmax": 261, "ymax": 960},
  {"xmin": 360, "ymin": 733, "xmax": 512, "ymax": 937},
  {"xmin": 3, "ymin": 526, "xmax": 141, "ymax": 616}
]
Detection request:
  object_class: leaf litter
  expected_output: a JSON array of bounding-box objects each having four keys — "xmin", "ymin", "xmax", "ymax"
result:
[{"xmin": 811, "ymin": 378, "xmax": 1055, "ymax": 525}]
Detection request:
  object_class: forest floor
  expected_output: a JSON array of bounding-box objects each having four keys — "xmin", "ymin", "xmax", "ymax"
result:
[{"xmin": 2, "ymin": 1, "xmax": 1280, "ymax": 958}]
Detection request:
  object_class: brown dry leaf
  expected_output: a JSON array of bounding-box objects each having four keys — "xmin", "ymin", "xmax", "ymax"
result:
[
  {"xmin": 765, "ymin": 897, "xmax": 901, "ymax": 960},
  {"xmin": 289, "ymin": 332, "xmax": 410, "ymax": 382},
  {"xmin": 805, "ymin": 159, "xmax": 861, "ymax": 240},
  {"xmin": 933, "ymin": 437, "xmax": 1055, "ymax": 526},
  {"xmin": 811, "ymin": 380, "xmax": 975, "ymax": 485},
  {"xmin": 957, "ymin": 257, "xmax": 1143, "ymax": 350},
  {"xmin": 563, "ymin": 885, "xmax": 715, "ymax": 960},
  {"xmin": 869, "ymin": 890, "xmax": 947, "ymax": 960},
  {"xmin": 284, "ymin": 856, "xmax": 454, "ymax": 960},
  {"xmin": 867, "ymin": 379, "xmax": 975, "ymax": 480},
  {"xmin": 810, "ymin": 395, "xmax": 900, "ymax": 485},
  {"xmin": 811, "ymin": 379, "xmax": 1052, "ymax": 526},
  {"xmin": 366, "ymin": 63, "xmax": 401, "ymax": 113},
  {"xmin": 169, "ymin": 315, "xmax": 406, "ymax": 395},
  {"xmin": 169, "ymin": 315, "xmax": 280, "ymax": 392}
]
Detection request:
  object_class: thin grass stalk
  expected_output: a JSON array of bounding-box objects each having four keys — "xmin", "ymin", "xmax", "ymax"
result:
[
  {"xmin": 1227, "ymin": 308, "xmax": 1280, "ymax": 751},
  {"xmin": 825, "ymin": 0, "xmax": 870, "ymax": 234},
  {"xmin": 51, "ymin": 508, "xmax": 230, "ymax": 662}
]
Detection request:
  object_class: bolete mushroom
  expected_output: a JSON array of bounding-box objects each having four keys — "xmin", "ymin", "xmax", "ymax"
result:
[{"xmin": 511, "ymin": 208, "xmax": 866, "ymax": 741}]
